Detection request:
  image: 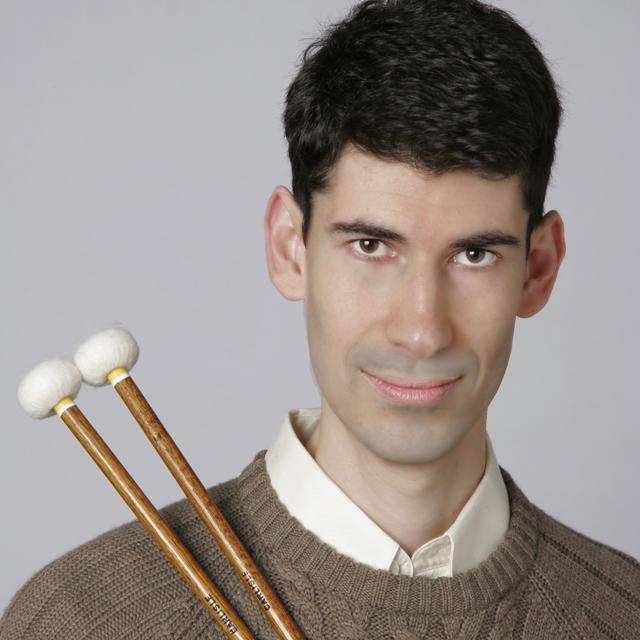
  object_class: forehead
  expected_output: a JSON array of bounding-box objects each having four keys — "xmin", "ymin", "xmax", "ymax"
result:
[{"xmin": 315, "ymin": 144, "xmax": 526, "ymax": 233}]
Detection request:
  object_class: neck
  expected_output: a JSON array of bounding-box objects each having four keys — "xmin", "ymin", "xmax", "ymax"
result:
[{"xmin": 304, "ymin": 404, "xmax": 487, "ymax": 556}]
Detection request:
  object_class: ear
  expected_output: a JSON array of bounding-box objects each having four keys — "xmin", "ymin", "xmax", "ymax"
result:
[
  {"xmin": 517, "ymin": 210, "xmax": 566, "ymax": 318},
  {"xmin": 263, "ymin": 185, "xmax": 307, "ymax": 301}
]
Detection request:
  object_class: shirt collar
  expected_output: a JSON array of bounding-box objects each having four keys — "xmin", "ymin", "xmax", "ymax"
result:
[{"xmin": 265, "ymin": 407, "xmax": 510, "ymax": 574}]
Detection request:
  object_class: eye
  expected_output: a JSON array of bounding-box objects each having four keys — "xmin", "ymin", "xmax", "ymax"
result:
[
  {"xmin": 349, "ymin": 239, "xmax": 499, "ymax": 268},
  {"xmin": 349, "ymin": 239, "xmax": 392, "ymax": 261},
  {"xmin": 453, "ymin": 248, "xmax": 498, "ymax": 268}
]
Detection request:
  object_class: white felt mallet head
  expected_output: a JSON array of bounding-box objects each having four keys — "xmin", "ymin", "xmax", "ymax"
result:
[
  {"xmin": 17, "ymin": 358, "xmax": 82, "ymax": 419},
  {"xmin": 74, "ymin": 326, "xmax": 139, "ymax": 386}
]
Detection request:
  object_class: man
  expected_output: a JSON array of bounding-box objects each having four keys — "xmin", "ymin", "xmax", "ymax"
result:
[{"xmin": 2, "ymin": 0, "xmax": 639, "ymax": 638}]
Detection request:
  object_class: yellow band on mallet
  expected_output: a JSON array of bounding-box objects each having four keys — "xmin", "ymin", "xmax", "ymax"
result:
[
  {"xmin": 54, "ymin": 396, "xmax": 75, "ymax": 416},
  {"xmin": 107, "ymin": 367, "xmax": 130, "ymax": 386}
]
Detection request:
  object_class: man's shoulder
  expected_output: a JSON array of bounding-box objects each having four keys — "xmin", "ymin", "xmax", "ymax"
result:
[
  {"xmin": 0, "ymin": 475, "xmax": 243, "ymax": 640},
  {"xmin": 530, "ymin": 501, "xmax": 640, "ymax": 632},
  {"xmin": 533, "ymin": 501, "xmax": 640, "ymax": 577}
]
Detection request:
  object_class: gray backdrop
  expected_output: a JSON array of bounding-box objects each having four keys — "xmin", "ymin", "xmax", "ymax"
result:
[{"xmin": 1, "ymin": 0, "xmax": 638, "ymax": 613}]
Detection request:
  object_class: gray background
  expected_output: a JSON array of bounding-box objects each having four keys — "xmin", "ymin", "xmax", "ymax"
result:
[{"xmin": 1, "ymin": 0, "xmax": 638, "ymax": 613}]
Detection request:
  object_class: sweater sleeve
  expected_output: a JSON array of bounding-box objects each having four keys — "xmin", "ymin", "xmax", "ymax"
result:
[
  {"xmin": 0, "ymin": 559, "xmax": 112, "ymax": 640},
  {"xmin": 0, "ymin": 560, "xmax": 98, "ymax": 640},
  {"xmin": 533, "ymin": 507, "xmax": 640, "ymax": 639},
  {"xmin": 0, "ymin": 521, "xmax": 183, "ymax": 640}
]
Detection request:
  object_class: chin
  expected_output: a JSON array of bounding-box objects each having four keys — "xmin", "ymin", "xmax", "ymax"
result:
[{"xmin": 357, "ymin": 423, "xmax": 465, "ymax": 466}]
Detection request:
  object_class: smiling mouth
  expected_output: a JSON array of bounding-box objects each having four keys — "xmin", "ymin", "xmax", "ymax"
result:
[
  {"xmin": 362, "ymin": 371, "xmax": 461, "ymax": 389},
  {"xmin": 361, "ymin": 370, "xmax": 462, "ymax": 406}
]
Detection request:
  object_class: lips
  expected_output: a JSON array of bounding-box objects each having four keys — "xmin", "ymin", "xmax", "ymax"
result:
[
  {"xmin": 361, "ymin": 370, "xmax": 461, "ymax": 406},
  {"xmin": 363, "ymin": 372, "xmax": 460, "ymax": 389}
]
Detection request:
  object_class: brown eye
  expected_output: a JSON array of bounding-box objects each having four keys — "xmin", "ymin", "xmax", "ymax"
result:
[
  {"xmin": 349, "ymin": 239, "xmax": 391, "ymax": 261},
  {"xmin": 466, "ymin": 248, "xmax": 486, "ymax": 263},
  {"xmin": 358, "ymin": 239, "xmax": 380, "ymax": 254},
  {"xmin": 453, "ymin": 247, "xmax": 497, "ymax": 268}
]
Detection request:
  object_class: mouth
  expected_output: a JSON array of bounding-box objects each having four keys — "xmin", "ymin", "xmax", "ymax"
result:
[{"xmin": 361, "ymin": 370, "xmax": 462, "ymax": 406}]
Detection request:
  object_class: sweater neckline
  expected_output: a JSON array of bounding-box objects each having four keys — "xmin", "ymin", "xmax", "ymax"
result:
[{"xmin": 235, "ymin": 450, "xmax": 539, "ymax": 617}]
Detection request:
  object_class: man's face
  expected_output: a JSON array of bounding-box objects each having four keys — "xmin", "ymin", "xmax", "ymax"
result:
[{"xmin": 299, "ymin": 144, "xmax": 530, "ymax": 466}]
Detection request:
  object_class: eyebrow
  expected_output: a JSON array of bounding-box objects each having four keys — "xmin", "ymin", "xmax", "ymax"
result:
[{"xmin": 327, "ymin": 219, "xmax": 522, "ymax": 250}]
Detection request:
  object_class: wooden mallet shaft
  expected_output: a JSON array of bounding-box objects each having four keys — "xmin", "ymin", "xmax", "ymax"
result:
[
  {"xmin": 106, "ymin": 368, "xmax": 305, "ymax": 640},
  {"xmin": 54, "ymin": 399, "xmax": 256, "ymax": 640}
]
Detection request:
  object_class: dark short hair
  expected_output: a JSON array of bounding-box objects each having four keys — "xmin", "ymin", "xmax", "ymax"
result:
[{"xmin": 282, "ymin": 0, "xmax": 564, "ymax": 258}]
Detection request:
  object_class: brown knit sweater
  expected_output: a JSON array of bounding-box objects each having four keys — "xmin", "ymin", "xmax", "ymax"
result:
[{"xmin": 2, "ymin": 450, "xmax": 639, "ymax": 639}]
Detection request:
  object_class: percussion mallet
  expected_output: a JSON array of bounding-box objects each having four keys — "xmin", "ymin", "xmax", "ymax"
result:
[
  {"xmin": 17, "ymin": 358, "xmax": 256, "ymax": 640},
  {"xmin": 73, "ymin": 327, "xmax": 304, "ymax": 640}
]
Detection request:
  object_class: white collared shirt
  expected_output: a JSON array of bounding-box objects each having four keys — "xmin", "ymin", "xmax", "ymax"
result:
[{"xmin": 265, "ymin": 407, "xmax": 510, "ymax": 578}]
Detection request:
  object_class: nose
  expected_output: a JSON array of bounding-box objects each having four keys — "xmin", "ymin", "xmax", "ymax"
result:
[{"xmin": 384, "ymin": 264, "xmax": 453, "ymax": 359}]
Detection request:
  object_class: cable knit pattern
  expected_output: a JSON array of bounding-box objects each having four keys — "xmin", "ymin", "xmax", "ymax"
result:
[{"xmin": 1, "ymin": 450, "xmax": 639, "ymax": 639}]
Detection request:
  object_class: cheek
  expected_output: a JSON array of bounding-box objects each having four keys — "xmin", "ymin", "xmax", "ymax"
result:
[
  {"xmin": 451, "ymin": 258, "xmax": 524, "ymax": 329},
  {"xmin": 304, "ymin": 271, "xmax": 347, "ymax": 375},
  {"xmin": 306, "ymin": 260, "xmax": 372, "ymax": 346},
  {"xmin": 304, "ymin": 261, "xmax": 383, "ymax": 395},
  {"xmin": 450, "ymin": 279, "xmax": 519, "ymax": 391}
]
